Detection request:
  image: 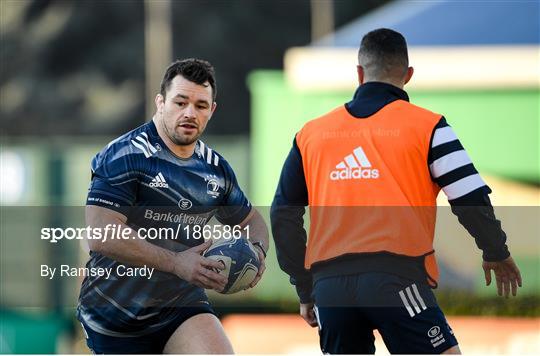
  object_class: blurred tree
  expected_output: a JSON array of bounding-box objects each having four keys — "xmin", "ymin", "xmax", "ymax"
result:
[
  {"xmin": 1, "ymin": 0, "xmax": 145, "ymax": 135},
  {"xmin": 0, "ymin": 0, "xmax": 390, "ymax": 136}
]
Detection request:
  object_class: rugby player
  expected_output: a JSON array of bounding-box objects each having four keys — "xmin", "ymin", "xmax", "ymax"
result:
[
  {"xmin": 271, "ymin": 29, "xmax": 522, "ymax": 354},
  {"xmin": 77, "ymin": 58, "xmax": 268, "ymax": 354}
]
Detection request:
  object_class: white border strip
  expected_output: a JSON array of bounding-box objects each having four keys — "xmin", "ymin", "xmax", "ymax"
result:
[{"xmin": 284, "ymin": 46, "xmax": 540, "ymax": 90}]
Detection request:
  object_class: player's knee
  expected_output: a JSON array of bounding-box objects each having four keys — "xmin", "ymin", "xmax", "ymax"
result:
[
  {"xmin": 164, "ymin": 313, "xmax": 233, "ymax": 354},
  {"xmin": 441, "ymin": 344, "xmax": 461, "ymax": 354}
]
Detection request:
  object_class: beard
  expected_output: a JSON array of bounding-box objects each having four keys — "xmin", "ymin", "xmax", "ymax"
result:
[
  {"xmin": 169, "ymin": 131, "xmax": 199, "ymax": 145},
  {"xmin": 161, "ymin": 119, "xmax": 202, "ymax": 146}
]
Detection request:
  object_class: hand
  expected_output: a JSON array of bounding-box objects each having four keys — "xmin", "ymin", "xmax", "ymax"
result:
[
  {"xmin": 300, "ymin": 302, "xmax": 318, "ymax": 327},
  {"xmin": 248, "ymin": 243, "xmax": 266, "ymax": 288},
  {"xmin": 172, "ymin": 240, "xmax": 228, "ymax": 292},
  {"xmin": 483, "ymin": 256, "xmax": 522, "ymax": 298}
]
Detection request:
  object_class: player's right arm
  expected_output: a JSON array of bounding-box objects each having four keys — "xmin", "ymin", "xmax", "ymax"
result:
[
  {"xmin": 85, "ymin": 143, "xmax": 227, "ymax": 291},
  {"xmin": 86, "ymin": 206, "xmax": 226, "ymax": 291},
  {"xmin": 270, "ymin": 138, "xmax": 313, "ymax": 298},
  {"xmin": 271, "ymin": 137, "xmax": 318, "ymax": 327},
  {"xmin": 428, "ymin": 117, "xmax": 522, "ymax": 297}
]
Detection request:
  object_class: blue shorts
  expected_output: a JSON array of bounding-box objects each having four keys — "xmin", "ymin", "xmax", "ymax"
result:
[
  {"xmin": 80, "ymin": 305, "xmax": 216, "ymax": 354},
  {"xmin": 313, "ymin": 272, "xmax": 458, "ymax": 354}
]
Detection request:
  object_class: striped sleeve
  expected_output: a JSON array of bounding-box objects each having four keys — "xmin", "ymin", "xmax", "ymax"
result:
[
  {"xmin": 428, "ymin": 117, "xmax": 491, "ymax": 201},
  {"xmin": 428, "ymin": 117, "xmax": 510, "ymax": 262}
]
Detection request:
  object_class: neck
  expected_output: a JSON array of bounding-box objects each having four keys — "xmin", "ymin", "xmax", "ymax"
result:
[
  {"xmin": 363, "ymin": 78, "xmax": 404, "ymax": 89},
  {"xmin": 152, "ymin": 116, "xmax": 196, "ymax": 158}
]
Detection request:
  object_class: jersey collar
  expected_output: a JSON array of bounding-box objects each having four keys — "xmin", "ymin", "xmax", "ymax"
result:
[
  {"xmin": 147, "ymin": 119, "xmax": 167, "ymax": 147},
  {"xmin": 345, "ymin": 82, "xmax": 410, "ymax": 118},
  {"xmin": 148, "ymin": 119, "xmax": 202, "ymax": 160}
]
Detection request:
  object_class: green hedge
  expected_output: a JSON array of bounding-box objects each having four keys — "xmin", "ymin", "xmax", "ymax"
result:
[
  {"xmin": 435, "ymin": 290, "xmax": 540, "ymax": 317},
  {"xmin": 213, "ymin": 292, "xmax": 540, "ymax": 317}
]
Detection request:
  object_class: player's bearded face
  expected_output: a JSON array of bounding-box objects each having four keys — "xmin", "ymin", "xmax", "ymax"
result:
[{"xmin": 159, "ymin": 76, "xmax": 216, "ymax": 146}]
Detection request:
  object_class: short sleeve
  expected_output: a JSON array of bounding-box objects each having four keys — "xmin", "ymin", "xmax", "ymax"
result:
[
  {"xmin": 215, "ymin": 159, "xmax": 251, "ymax": 225},
  {"xmin": 86, "ymin": 146, "xmax": 139, "ymax": 213}
]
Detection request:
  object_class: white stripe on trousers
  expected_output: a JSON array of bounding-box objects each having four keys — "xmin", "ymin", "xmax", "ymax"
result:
[
  {"xmin": 399, "ymin": 290, "xmax": 415, "ymax": 317},
  {"xmin": 406, "ymin": 287, "xmax": 422, "ymax": 314},
  {"xmin": 412, "ymin": 283, "xmax": 427, "ymax": 310},
  {"xmin": 399, "ymin": 284, "xmax": 427, "ymax": 317}
]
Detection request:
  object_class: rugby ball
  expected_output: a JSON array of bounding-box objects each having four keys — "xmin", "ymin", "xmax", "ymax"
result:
[{"xmin": 203, "ymin": 238, "xmax": 261, "ymax": 294}]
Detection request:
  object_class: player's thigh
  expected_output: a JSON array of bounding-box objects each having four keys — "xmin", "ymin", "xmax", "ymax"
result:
[
  {"xmin": 368, "ymin": 277, "xmax": 459, "ymax": 354},
  {"xmin": 314, "ymin": 276, "xmax": 376, "ymax": 354},
  {"xmin": 163, "ymin": 313, "xmax": 233, "ymax": 354},
  {"xmin": 315, "ymin": 305, "xmax": 376, "ymax": 354}
]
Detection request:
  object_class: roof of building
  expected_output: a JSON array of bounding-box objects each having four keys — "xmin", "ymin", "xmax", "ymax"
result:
[{"xmin": 315, "ymin": 0, "xmax": 539, "ymax": 47}]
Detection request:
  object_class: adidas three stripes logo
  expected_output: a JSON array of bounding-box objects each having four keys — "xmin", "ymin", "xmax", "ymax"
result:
[
  {"xmin": 399, "ymin": 283, "xmax": 428, "ymax": 317},
  {"xmin": 198, "ymin": 141, "xmax": 219, "ymax": 166},
  {"xmin": 131, "ymin": 132, "xmax": 157, "ymax": 158}
]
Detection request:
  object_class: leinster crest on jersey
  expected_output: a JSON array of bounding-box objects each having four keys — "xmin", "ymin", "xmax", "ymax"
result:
[{"xmin": 205, "ymin": 174, "xmax": 221, "ymax": 199}]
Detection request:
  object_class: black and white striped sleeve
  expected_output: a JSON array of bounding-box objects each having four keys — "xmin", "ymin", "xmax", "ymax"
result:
[
  {"xmin": 428, "ymin": 117, "xmax": 490, "ymax": 201},
  {"xmin": 428, "ymin": 117, "xmax": 510, "ymax": 262}
]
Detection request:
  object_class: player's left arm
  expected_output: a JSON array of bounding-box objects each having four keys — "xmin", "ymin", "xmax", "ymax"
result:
[{"xmin": 429, "ymin": 117, "xmax": 522, "ymax": 297}]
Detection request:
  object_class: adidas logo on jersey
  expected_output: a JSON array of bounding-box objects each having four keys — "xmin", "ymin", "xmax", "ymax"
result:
[
  {"xmin": 149, "ymin": 172, "xmax": 169, "ymax": 188},
  {"xmin": 330, "ymin": 147, "xmax": 379, "ymax": 180}
]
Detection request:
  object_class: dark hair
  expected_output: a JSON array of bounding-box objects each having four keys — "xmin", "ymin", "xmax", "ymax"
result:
[
  {"xmin": 358, "ymin": 28, "xmax": 409, "ymax": 80},
  {"xmin": 160, "ymin": 58, "xmax": 217, "ymax": 101}
]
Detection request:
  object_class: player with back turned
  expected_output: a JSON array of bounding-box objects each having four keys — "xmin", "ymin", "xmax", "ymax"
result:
[
  {"xmin": 77, "ymin": 58, "xmax": 269, "ymax": 354},
  {"xmin": 271, "ymin": 29, "xmax": 522, "ymax": 354}
]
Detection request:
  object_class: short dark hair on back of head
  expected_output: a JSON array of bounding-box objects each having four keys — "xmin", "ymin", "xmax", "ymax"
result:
[
  {"xmin": 358, "ymin": 28, "xmax": 409, "ymax": 80},
  {"xmin": 160, "ymin": 58, "xmax": 217, "ymax": 101}
]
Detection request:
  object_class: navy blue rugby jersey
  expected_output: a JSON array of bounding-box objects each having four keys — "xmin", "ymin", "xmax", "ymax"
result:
[{"xmin": 77, "ymin": 120, "xmax": 251, "ymax": 336}]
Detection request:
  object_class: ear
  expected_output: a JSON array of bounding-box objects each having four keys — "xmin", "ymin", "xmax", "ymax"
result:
[
  {"xmin": 404, "ymin": 66, "xmax": 414, "ymax": 85},
  {"xmin": 155, "ymin": 94, "xmax": 165, "ymax": 113},
  {"xmin": 208, "ymin": 101, "xmax": 217, "ymax": 120},
  {"xmin": 356, "ymin": 65, "xmax": 365, "ymax": 85}
]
